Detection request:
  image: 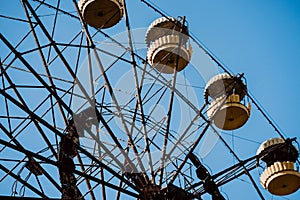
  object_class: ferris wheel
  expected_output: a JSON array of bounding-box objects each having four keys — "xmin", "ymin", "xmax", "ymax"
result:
[{"xmin": 0, "ymin": 1, "xmax": 299, "ymax": 200}]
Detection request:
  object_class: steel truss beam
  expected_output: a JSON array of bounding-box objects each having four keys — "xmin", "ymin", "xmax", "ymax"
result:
[
  {"xmin": 0, "ymin": 138, "xmax": 140, "ymax": 198},
  {"xmin": 0, "ymin": 85, "xmax": 140, "ymax": 193},
  {"xmin": 0, "ymin": 164, "xmax": 48, "ymax": 198}
]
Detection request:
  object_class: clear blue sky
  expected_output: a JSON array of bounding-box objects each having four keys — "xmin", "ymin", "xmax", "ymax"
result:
[{"xmin": 1, "ymin": 0, "xmax": 300, "ymax": 200}]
